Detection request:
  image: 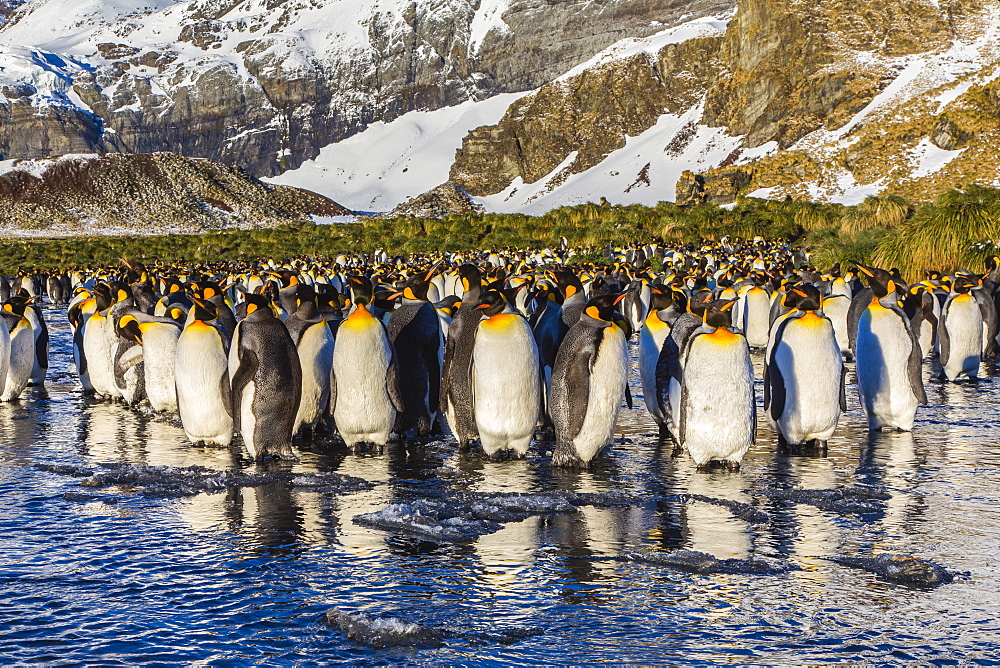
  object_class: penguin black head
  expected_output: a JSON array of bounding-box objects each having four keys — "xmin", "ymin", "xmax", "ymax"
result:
[
  {"xmin": 93, "ymin": 283, "xmax": 114, "ymax": 312},
  {"xmin": 703, "ymin": 299, "xmax": 736, "ymax": 329},
  {"xmin": 268, "ymin": 270, "xmax": 299, "ymax": 289},
  {"xmin": 108, "ymin": 281, "xmax": 133, "ymax": 305},
  {"xmin": 952, "ymin": 275, "xmax": 979, "ymax": 294},
  {"xmin": 398, "ymin": 261, "xmax": 441, "ymax": 302},
  {"xmin": 189, "ymin": 296, "xmax": 219, "ymax": 322},
  {"xmin": 117, "ymin": 313, "xmax": 143, "ymax": 344},
  {"xmin": 435, "ymin": 295, "xmax": 462, "ymax": 317},
  {"xmin": 348, "ymin": 275, "xmax": 374, "ymax": 306},
  {"xmin": 551, "ymin": 270, "xmax": 584, "ymax": 300},
  {"xmin": 473, "ymin": 289, "xmax": 508, "ymax": 317},
  {"xmin": 855, "ymin": 263, "xmax": 899, "ymax": 299},
  {"xmin": 2, "ymin": 299, "xmax": 28, "ymax": 317},
  {"xmin": 648, "ymin": 284, "xmax": 675, "ymax": 312},
  {"xmin": 583, "ymin": 293, "xmax": 628, "ymax": 326},
  {"xmin": 458, "ymin": 264, "xmax": 484, "ymax": 299},
  {"xmin": 790, "ymin": 284, "xmax": 822, "ymax": 311},
  {"xmin": 295, "ymin": 283, "xmax": 316, "ymax": 308},
  {"xmin": 687, "ymin": 291, "xmax": 713, "ymax": 317},
  {"xmin": 241, "ymin": 293, "xmax": 275, "ymax": 318}
]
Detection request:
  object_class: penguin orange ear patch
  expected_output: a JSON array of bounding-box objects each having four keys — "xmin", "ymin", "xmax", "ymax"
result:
[{"xmin": 585, "ymin": 305, "xmax": 601, "ymax": 320}]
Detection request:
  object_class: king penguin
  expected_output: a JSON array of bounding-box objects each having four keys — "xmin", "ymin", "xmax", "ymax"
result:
[
  {"xmin": 117, "ymin": 311, "xmax": 182, "ymax": 412},
  {"xmin": 470, "ymin": 289, "xmax": 541, "ymax": 458},
  {"xmin": 678, "ymin": 299, "xmax": 755, "ymax": 471},
  {"xmin": 387, "ymin": 263, "xmax": 443, "ymax": 437},
  {"xmin": 550, "ymin": 293, "xmax": 630, "ymax": 467},
  {"xmin": 638, "ymin": 284, "xmax": 676, "ymax": 435},
  {"xmin": 440, "ymin": 264, "xmax": 484, "ymax": 448},
  {"xmin": 175, "ymin": 297, "xmax": 233, "ymax": 447},
  {"xmin": 331, "ymin": 276, "xmax": 404, "ymax": 451},
  {"xmin": 765, "ymin": 285, "xmax": 845, "ymax": 449},
  {"xmin": 939, "ymin": 275, "xmax": 983, "ymax": 382},
  {"xmin": 854, "ymin": 264, "xmax": 927, "ymax": 431},
  {"xmin": 284, "ymin": 284, "xmax": 335, "ymax": 438},
  {"xmin": 230, "ymin": 294, "xmax": 302, "ymax": 460},
  {"xmin": 0, "ymin": 300, "xmax": 34, "ymax": 402}
]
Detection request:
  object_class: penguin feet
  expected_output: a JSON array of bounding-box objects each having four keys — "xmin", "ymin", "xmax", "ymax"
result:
[{"xmin": 724, "ymin": 460, "xmax": 741, "ymax": 472}]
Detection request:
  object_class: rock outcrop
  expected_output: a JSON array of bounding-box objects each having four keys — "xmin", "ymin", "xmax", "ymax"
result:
[
  {"xmin": 0, "ymin": 152, "xmax": 349, "ymax": 235},
  {"xmin": 389, "ymin": 182, "xmax": 483, "ymax": 218}
]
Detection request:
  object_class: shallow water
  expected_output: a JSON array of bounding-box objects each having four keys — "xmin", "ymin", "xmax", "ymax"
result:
[{"xmin": 2, "ymin": 306, "xmax": 999, "ymax": 664}]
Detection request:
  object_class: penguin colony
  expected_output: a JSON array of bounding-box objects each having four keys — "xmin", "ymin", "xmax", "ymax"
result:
[{"xmin": 6, "ymin": 242, "xmax": 997, "ymax": 470}]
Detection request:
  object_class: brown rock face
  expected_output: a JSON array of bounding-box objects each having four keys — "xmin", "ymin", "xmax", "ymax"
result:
[
  {"xmin": 451, "ymin": 35, "xmax": 724, "ymax": 195},
  {"xmin": 703, "ymin": 0, "xmax": 955, "ymax": 148},
  {"xmin": 389, "ymin": 182, "xmax": 484, "ymax": 218},
  {"xmin": 0, "ymin": 152, "xmax": 349, "ymax": 234}
]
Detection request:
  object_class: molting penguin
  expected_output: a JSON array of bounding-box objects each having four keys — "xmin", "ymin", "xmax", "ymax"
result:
[
  {"xmin": 939, "ymin": 275, "xmax": 983, "ymax": 382},
  {"xmin": 117, "ymin": 311, "xmax": 182, "ymax": 412},
  {"xmin": 284, "ymin": 284, "xmax": 335, "ymax": 437},
  {"xmin": 470, "ymin": 289, "xmax": 541, "ymax": 458},
  {"xmin": 0, "ymin": 300, "xmax": 34, "ymax": 402},
  {"xmin": 175, "ymin": 297, "xmax": 233, "ymax": 447},
  {"xmin": 765, "ymin": 285, "xmax": 844, "ymax": 449},
  {"xmin": 550, "ymin": 293, "xmax": 630, "ymax": 467},
  {"xmin": 387, "ymin": 263, "xmax": 443, "ymax": 437},
  {"xmin": 230, "ymin": 294, "xmax": 302, "ymax": 460},
  {"xmin": 678, "ymin": 299, "xmax": 755, "ymax": 471},
  {"xmin": 854, "ymin": 264, "xmax": 926, "ymax": 431},
  {"xmin": 331, "ymin": 276, "xmax": 404, "ymax": 451},
  {"xmin": 440, "ymin": 264, "xmax": 484, "ymax": 448}
]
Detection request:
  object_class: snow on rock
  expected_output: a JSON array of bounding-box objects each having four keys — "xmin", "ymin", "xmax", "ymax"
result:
[
  {"xmin": 265, "ymin": 93, "xmax": 527, "ymax": 212},
  {"xmin": 556, "ymin": 14, "xmax": 731, "ymax": 82},
  {"xmin": 906, "ymin": 137, "xmax": 965, "ymax": 179},
  {"xmin": 478, "ymin": 104, "xmax": 744, "ymax": 214}
]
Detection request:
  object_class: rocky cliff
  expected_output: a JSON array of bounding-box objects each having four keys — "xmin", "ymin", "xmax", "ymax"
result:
[
  {"xmin": 0, "ymin": 0, "xmax": 732, "ymax": 177},
  {"xmin": 446, "ymin": 0, "xmax": 1000, "ymax": 208},
  {"xmin": 0, "ymin": 152, "xmax": 348, "ymax": 235}
]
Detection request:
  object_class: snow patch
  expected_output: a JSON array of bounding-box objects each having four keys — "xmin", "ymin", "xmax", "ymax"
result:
[
  {"xmin": 556, "ymin": 15, "xmax": 731, "ymax": 82},
  {"xmin": 469, "ymin": 0, "xmax": 512, "ymax": 55},
  {"xmin": 907, "ymin": 138, "xmax": 965, "ymax": 179},
  {"xmin": 266, "ymin": 92, "xmax": 528, "ymax": 212}
]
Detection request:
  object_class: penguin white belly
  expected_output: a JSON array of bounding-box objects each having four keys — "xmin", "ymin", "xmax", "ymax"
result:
[
  {"xmin": 571, "ymin": 326, "xmax": 628, "ymax": 464},
  {"xmin": 294, "ymin": 324, "xmax": 335, "ymax": 434},
  {"xmin": 773, "ymin": 318, "xmax": 842, "ymax": 444},
  {"xmin": 115, "ymin": 343, "xmax": 145, "ymax": 405},
  {"xmin": 743, "ymin": 290, "xmax": 770, "ymax": 348},
  {"xmin": 638, "ymin": 316, "xmax": 670, "ymax": 426},
  {"xmin": 240, "ymin": 379, "xmax": 259, "ymax": 458},
  {"xmin": 856, "ymin": 306, "xmax": 918, "ymax": 431},
  {"xmin": 472, "ymin": 314, "xmax": 541, "ymax": 456},
  {"xmin": 1, "ymin": 322, "xmax": 32, "ymax": 401},
  {"xmin": 26, "ymin": 311, "xmax": 46, "ymax": 385},
  {"xmin": 143, "ymin": 326, "xmax": 180, "ymax": 412},
  {"xmin": 332, "ymin": 323, "xmax": 395, "ymax": 447},
  {"xmin": 821, "ymin": 296, "xmax": 851, "ymax": 357},
  {"xmin": 918, "ymin": 318, "xmax": 934, "ymax": 359},
  {"xmin": 175, "ymin": 325, "xmax": 232, "ymax": 446},
  {"xmin": 681, "ymin": 331, "xmax": 755, "ymax": 466},
  {"xmin": 0, "ymin": 324, "xmax": 10, "ymax": 394},
  {"xmin": 83, "ymin": 314, "xmax": 115, "ymax": 397},
  {"xmin": 102, "ymin": 318, "xmax": 124, "ymax": 400},
  {"xmin": 943, "ymin": 296, "xmax": 983, "ymax": 381}
]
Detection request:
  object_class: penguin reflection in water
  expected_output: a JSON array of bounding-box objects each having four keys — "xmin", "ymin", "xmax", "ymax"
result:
[
  {"xmin": 550, "ymin": 293, "xmax": 630, "ymax": 468},
  {"xmin": 678, "ymin": 299, "xmax": 755, "ymax": 472},
  {"xmin": 230, "ymin": 294, "xmax": 302, "ymax": 460}
]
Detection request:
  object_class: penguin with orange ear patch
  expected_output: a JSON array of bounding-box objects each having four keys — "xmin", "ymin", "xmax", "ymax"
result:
[
  {"xmin": 470, "ymin": 289, "xmax": 541, "ymax": 458},
  {"xmin": 853, "ymin": 263, "xmax": 926, "ymax": 431},
  {"xmin": 765, "ymin": 284, "xmax": 844, "ymax": 450},
  {"xmin": 550, "ymin": 293, "xmax": 630, "ymax": 467},
  {"xmin": 678, "ymin": 299, "xmax": 755, "ymax": 471}
]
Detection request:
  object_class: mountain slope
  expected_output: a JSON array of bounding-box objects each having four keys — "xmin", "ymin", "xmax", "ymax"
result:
[{"xmin": 0, "ymin": 0, "xmax": 733, "ymax": 176}]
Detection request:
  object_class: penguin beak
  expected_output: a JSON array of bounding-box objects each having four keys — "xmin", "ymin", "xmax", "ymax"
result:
[
  {"xmin": 853, "ymin": 263, "xmax": 875, "ymax": 277},
  {"xmin": 613, "ymin": 293, "xmax": 628, "ymax": 305}
]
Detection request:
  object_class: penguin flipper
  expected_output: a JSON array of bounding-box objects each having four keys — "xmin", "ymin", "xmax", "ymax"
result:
[
  {"xmin": 624, "ymin": 383, "xmax": 632, "ymax": 410},
  {"xmin": 230, "ymin": 347, "xmax": 258, "ymax": 425},
  {"xmin": 906, "ymin": 325, "xmax": 928, "ymax": 405},
  {"xmin": 386, "ymin": 352, "xmax": 405, "ymax": 413},
  {"xmin": 767, "ymin": 321, "xmax": 791, "ymax": 423},
  {"xmin": 938, "ymin": 309, "xmax": 951, "ymax": 368},
  {"xmin": 36, "ymin": 319, "xmax": 49, "ymax": 370}
]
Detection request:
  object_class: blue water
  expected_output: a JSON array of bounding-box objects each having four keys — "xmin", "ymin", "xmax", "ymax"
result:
[{"xmin": 2, "ymin": 306, "xmax": 999, "ymax": 664}]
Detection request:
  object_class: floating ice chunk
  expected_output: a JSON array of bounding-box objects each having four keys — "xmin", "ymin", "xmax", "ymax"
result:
[
  {"xmin": 325, "ymin": 610, "xmax": 445, "ymax": 649},
  {"xmin": 628, "ymin": 549, "xmax": 798, "ymax": 575},
  {"xmin": 761, "ymin": 485, "xmax": 891, "ymax": 514},
  {"xmin": 828, "ymin": 553, "xmax": 963, "ymax": 586}
]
